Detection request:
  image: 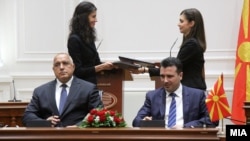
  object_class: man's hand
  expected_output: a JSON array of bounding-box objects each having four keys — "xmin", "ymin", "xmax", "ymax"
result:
[
  {"xmin": 143, "ymin": 116, "xmax": 152, "ymax": 121},
  {"xmin": 47, "ymin": 115, "xmax": 60, "ymax": 127}
]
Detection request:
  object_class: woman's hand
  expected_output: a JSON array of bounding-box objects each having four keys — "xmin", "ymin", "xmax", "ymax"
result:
[
  {"xmin": 130, "ymin": 67, "xmax": 148, "ymax": 74},
  {"xmin": 102, "ymin": 62, "xmax": 114, "ymax": 70},
  {"xmin": 95, "ymin": 62, "xmax": 115, "ymax": 72}
]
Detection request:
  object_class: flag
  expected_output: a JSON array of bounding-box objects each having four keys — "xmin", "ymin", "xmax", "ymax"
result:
[
  {"xmin": 206, "ymin": 74, "xmax": 231, "ymax": 122},
  {"xmin": 231, "ymin": 0, "xmax": 250, "ymax": 125}
]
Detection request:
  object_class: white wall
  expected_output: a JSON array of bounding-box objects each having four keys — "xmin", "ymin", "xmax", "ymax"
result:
[{"xmin": 0, "ymin": 0, "xmax": 244, "ymax": 127}]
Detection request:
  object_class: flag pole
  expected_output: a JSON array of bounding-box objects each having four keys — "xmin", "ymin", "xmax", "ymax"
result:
[{"xmin": 220, "ymin": 119, "xmax": 224, "ymax": 134}]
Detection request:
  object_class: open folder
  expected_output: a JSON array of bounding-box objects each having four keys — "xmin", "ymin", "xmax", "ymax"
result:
[{"xmin": 113, "ymin": 56, "xmax": 155, "ymax": 70}]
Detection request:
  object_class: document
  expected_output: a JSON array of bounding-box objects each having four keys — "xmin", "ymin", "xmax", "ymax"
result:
[
  {"xmin": 113, "ymin": 56, "xmax": 155, "ymax": 70},
  {"xmin": 113, "ymin": 61, "xmax": 140, "ymax": 69}
]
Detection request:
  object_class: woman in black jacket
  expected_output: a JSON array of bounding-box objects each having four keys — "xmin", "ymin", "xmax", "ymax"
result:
[
  {"xmin": 137, "ymin": 8, "xmax": 207, "ymax": 90},
  {"xmin": 67, "ymin": 1, "xmax": 114, "ymax": 84}
]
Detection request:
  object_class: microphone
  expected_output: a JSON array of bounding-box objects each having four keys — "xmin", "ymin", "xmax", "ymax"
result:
[
  {"xmin": 8, "ymin": 80, "xmax": 21, "ymax": 102},
  {"xmin": 96, "ymin": 39, "xmax": 103, "ymax": 50},
  {"xmin": 169, "ymin": 38, "xmax": 178, "ymax": 57}
]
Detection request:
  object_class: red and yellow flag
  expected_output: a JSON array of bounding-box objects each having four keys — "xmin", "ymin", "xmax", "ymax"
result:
[
  {"xmin": 231, "ymin": 0, "xmax": 250, "ymax": 125},
  {"xmin": 206, "ymin": 74, "xmax": 231, "ymax": 122}
]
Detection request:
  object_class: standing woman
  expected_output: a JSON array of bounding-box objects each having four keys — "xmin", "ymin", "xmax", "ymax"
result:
[
  {"xmin": 68, "ymin": 1, "xmax": 114, "ymax": 84},
  {"xmin": 138, "ymin": 8, "xmax": 207, "ymax": 90}
]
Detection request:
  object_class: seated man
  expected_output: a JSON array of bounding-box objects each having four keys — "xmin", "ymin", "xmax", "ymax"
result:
[
  {"xmin": 132, "ymin": 57, "xmax": 218, "ymax": 128},
  {"xmin": 22, "ymin": 53, "xmax": 103, "ymax": 127}
]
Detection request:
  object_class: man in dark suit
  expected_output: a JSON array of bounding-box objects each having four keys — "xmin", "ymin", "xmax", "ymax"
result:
[
  {"xmin": 132, "ymin": 57, "xmax": 217, "ymax": 128},
  {"xmin": 22, "ymin": 53, "xmax": 103, "ymax": 127}
]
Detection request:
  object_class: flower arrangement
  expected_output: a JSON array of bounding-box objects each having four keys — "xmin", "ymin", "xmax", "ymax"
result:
[{"xmin": 79, "ymin": 107, "xmax": 126, "ymax": 128}]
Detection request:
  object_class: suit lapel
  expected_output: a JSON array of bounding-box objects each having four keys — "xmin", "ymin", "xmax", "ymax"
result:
[
  {"xmin": 77, "ymin": 35, "xmax": 97, "ymax": 58},
  {"xmin": 60, "ymin": 77, "xmax": 79, "ymax": 116},
  {"xmin": 48, "ymin": 80, "xmax": 59, "ymax": 115},
  {"xmin": 159, "ymin": 88, "xmax": 166, "ymax": 118},
  {"xmin": 182, "ymin": 86, "xmax": 190, "ymax": 123},
  {"xmin": 89, "ymin": 43, "xmax": 97, "ymax": 55}
]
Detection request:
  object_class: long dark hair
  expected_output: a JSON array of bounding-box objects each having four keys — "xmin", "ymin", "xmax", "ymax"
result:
[
  {"xmin": 69, "ymin": 1, "xmax": 97, "ymax": 44},
  {"xmin": 180, "ymin": 8, "xmax": 206, "ymax": 52}
]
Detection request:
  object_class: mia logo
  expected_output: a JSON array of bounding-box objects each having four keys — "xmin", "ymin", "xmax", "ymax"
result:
[
  {"xmin": 226, "ymin": 125, "xmax": 250, "ymax": 140},
  {"xmin": 230, "ymin": 129, "xmax": 247, "ymax": 136}
]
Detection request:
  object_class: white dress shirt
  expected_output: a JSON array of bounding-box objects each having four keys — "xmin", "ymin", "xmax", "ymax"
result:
[
  {"xmin": 55, "ymin": 77, "xmax": 73, "ymax": 111},
  {"xmin": 165, "ymin": 84, "xmax": 184, "ymax": 128}
]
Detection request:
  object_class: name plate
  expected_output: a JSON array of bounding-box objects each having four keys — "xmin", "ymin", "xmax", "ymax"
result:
[{"xmin": 226, "ymin": 125, "xmax": 250, "ymax": 141}]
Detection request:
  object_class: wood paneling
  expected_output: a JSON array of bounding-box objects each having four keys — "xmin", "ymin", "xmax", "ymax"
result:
[{"xmin": 0, "ymin": 102, "xmax": 28, "ymax": 127}]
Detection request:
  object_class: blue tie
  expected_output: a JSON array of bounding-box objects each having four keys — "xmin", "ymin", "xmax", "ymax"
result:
[
  {"xmin": 168, "ymin": 93, "xmax": 176, "ymax": 128},
  {"xmin": 59, "ymin": 84, "xmax": 67, "ymax": 115}
]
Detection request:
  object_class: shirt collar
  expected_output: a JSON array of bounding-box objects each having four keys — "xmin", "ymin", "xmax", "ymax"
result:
[
  {"xmin": 56, "ymin": 76, "xmax": 74, "ymax": 88},
  {"xmin": 166, "ymin": 84, "xmax": 183, "ymax": 98}
]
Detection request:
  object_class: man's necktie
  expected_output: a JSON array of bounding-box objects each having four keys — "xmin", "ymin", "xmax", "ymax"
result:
[
  {"xmin": 168, "ymin": 93, "xmax": 176, "ymax": 128},
  {"xmin": 59, "ymin": 84, "xmax": 67, "ymax": 115}
]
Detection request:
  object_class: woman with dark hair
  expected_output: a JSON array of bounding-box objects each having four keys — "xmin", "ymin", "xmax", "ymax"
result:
[
  {"xmin": 136, "ymin": 8, "xmax": 207, "ymax": 90},
  {"xmin": 67, "ymin": 1, "xmax": 114, "ymax": 84}
]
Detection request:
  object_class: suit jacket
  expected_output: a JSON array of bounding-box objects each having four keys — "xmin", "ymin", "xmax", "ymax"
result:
[
  {"xmin": 132, "ymin": 85, "xmax": 217, "ymax": 128},
  {"xmin": 22, "ymin": 77, "xmax": 103, "ymax": 127},
  {"xmin": 148, "ymin": 38, "xmax": 206, "ymax": 90},
  {"xmin": 68, "ymin": 34, "xmax": 101, "ymax": 84}
]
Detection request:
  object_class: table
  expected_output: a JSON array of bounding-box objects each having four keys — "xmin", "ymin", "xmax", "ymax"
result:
[{"xmin": 0, "ymin": 127, "xmax": 222, "ymax": 141}]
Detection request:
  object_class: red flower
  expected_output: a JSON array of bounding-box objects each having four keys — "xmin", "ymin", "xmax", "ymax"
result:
[
  {"xmin": 87, "ymin": 115, "xmax": 94, "ymax": 123},
  {"xmin": 97, "ymin": 110, "xmax": 105, "ymax": 116},
  {"xmin": 114, "ymin": 116, "xmax": 122, "ymax": 124},
  {"xmin": 90, "ymin": 109, "xmax": 97, "ymax": 115},
  {"xmin": 109, "ymin": 110, "xmax": 115, "ymax": 116},
  {"xmin": 99, "ymin": 115, "xmax": 106, "ymax": 122},
  {"xmin": 79, "ymin": 107, "xmax": 127, "ymax": 128}
]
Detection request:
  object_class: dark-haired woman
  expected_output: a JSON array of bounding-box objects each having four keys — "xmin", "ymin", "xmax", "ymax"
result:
[
  {"xmin": 67, "ymin": 1, "xmax": 114, "ymax": 84},
  {"xmin": 137, "ymin": 8, "xmax": 207, "ymax": 90}
]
